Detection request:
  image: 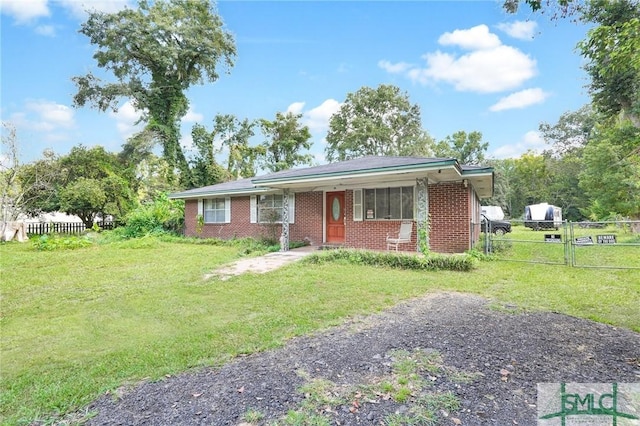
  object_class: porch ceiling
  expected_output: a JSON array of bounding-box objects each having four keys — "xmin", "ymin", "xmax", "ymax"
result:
[{"xmin": 466, "ymin": 173, "xmax": 493, "ymax": 198}]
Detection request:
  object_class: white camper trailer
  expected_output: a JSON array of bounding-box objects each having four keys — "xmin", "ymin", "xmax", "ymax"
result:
[
  {"xmin": 481, "ymin": 206, "xmax": 505, "ymax": 221},
  {"xmin": 524, "ymin": 203, "xmax": 562, "ymax": 230}
]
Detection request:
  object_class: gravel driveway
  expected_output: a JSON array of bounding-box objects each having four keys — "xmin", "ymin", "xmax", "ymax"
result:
[{"xmin": 85, "ymin": 292, "xmax": 640, "ymax": 425}]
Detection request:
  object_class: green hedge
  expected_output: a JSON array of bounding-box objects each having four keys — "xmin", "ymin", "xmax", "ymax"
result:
[{"xmin": 304, "ymin": 249, "xmax": 476, "ymax": 272}]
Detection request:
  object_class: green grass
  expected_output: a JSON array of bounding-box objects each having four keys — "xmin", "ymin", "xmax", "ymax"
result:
[{"xmin": 1, "ymin": 235, "xmax": 639, "ymax": 425}]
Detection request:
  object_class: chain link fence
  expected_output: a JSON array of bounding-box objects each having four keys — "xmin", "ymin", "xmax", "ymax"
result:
[{"xmin": 480, "ymin": 220, "xmax": 639, "ymax": 270}]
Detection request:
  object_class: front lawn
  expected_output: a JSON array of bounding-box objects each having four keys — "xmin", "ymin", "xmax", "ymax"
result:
[{"xmin": 1, "ymin": 237, "xmax": 638, "ymax": 424}]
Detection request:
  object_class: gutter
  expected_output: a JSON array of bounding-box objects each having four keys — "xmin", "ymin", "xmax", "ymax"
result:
[
  {"xmin": 252, "ymin": 159, "xmax": 459, "ymax": 186},
  {"xmin": 167, "ymin": 186, "xmax": 271, "ymax": 200}
]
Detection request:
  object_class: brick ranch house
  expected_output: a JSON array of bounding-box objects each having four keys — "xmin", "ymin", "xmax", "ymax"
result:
[{"xmin": 169, "ymin": 156, "xmax": 494, "ymax": 253}]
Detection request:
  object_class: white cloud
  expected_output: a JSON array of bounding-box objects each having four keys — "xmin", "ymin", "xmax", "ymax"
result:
[
  {"xmin": 56, "ymin": 0, "xmax": 131, "ymax": 19},
  {"xmin": 491, "ymin": 130, "xmax": 545, "ymax": 159},
  {"xmin": 303, "ymin": 99, "xmax": 341, "ymax": 132},
  {"xmin": 286, "ymin": 102, "xmax": 306, "ymax": 115},
  {"xmin": 182, "ymin": 107, "xmax": 203, "ymax": 123},
  {"xmin": 496, "ymin": 20, "xmax": 538, "ymax": 40},
  {"xmin": 378, "ymin": 60, "xmax": 412, "ymax": 74},
  {"xmin": 109, "ymin": 100, "xmax": 143, "ymax": 139},
  {"xmin": 24, "ymin": 99, "xmax": 75, "ymax": 131},
  {"xmin": 0, "ymin": 0, "xmax": 130, "ymax": 26},
  {"xmin": 6, "ymin": 100, "xmax": 75, "ymax": 145},
  {"xmin": 414, "ymin": 46, "xmax": 536, "ymax": 93},
  {"xmin": 284, "ymin": 100, "xmax": 341, "ymax": 158},
  {"xmin": 381, "ymin": 25, "xmax": 537, "ymax": 94},
  {"xmin": 489, "ymin": 88, "xmax": 550, "ymax": 112},
  {"xmin": 438, "ymin": 24, "xmax": 501, "ymax": 50},
  {"xmin": 0, "ymin": 0, "xmax": 49, "ymax": 23},
  {"xmin": 34, "ymin": 24, "xmax": 55, "ymax": 36}
]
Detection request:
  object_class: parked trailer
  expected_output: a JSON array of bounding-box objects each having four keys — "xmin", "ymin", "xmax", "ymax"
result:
[
  {"xmin": 481, "ymin": 206, "xmax": 505, "ymax": 221},
  {"xmin": 524, "ymin": 203, "xmax": 562, "ymax": 230}
]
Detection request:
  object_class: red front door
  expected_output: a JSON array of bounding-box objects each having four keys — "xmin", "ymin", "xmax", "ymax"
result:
[{"xmin": 326, "ymin": 191, "xmax": 345, "ymax": 243}]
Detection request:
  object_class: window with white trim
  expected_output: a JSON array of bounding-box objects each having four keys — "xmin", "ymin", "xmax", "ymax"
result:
[
  {"xmin": 204, "ymin": 198, "xmax": 226, "ymax": 223},
  {"xmin": 353, "ymin": 189, "xmax": 363, "ymax": 221},
  {"xmin": 250, "ymin": 193, "xmax": 295, "ymax": 224},
  {"xmin": 364, "ymin": 187, "xmax": 414, "ymax": 220},
  {"xmin": 258, "ymin": 194, "xmax": 284, "ymax": 223}
]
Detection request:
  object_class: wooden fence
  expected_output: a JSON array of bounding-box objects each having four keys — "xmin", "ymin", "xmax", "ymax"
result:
[{"xmin": 26, "ymin": 221, "xmax": 118, "ymax": 235}]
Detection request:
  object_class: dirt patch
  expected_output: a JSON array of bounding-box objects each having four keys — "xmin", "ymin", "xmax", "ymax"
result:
[{"xmin": 85, "ymin": 292, "xmax": 640, "ymax": 425}]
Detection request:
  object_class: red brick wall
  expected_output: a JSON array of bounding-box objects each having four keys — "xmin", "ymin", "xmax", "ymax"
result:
[
  {"xmin": 183, "ymin": 184, "xmax": 472, "ymax": 253},
  {"xmin": 428, "ymin": 182, "xmax": 471, "ymax": 253},
  {"xmin": 184, "ymin": 193, "xmax": 324, "ymax": 246},
  {"xmin": 344, "ymin": 189, "xmax": 418, "ymax": 251},
  {"xmin": 290, "ymin": 192, "xmax": 324, "ymax": 246},
  {"xmin": 184, "ymin": 197, "xmax": 262, "ymax": 239}
]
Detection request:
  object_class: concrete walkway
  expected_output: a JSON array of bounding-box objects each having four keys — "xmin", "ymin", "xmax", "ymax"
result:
[{"xmin": 205, "ymin": 245, "xmax": 317, "ymax": 280}]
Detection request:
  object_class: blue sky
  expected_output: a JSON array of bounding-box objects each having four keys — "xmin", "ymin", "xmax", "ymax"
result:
[{"xmin": 1, "ymin": 0, "xmax": 592, "ymax": 166}]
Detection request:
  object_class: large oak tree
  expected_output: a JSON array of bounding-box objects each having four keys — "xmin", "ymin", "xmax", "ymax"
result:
[
  {"xmin": 73, "ymin": 0, "xmax": 236, "ymax": 186},
  {"xmin": 325, "ymin": 84, "xmax": 434, "ymax": 162}
]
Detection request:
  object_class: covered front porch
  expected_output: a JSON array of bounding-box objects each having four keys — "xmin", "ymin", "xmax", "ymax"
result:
[{"xmin": 250, "ymin": 157, "xmax": 492, "ymax": 253}]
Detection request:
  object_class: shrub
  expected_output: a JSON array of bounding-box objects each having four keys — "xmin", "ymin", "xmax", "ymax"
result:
[
  {"xmin": 304, "ymin": 249, "xmax": 476, "ymax": 272},
  {"xmin": 32, "ymin": 234, "xmax": 94, "ymax": 251},
  {"xmin": 119, "ymin": 193, "xmax": 184, "ymax": 238}
]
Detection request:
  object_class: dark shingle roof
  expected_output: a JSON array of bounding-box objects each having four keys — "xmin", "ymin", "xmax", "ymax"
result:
[
  {"xmin": 253, "ymin": 156, "xmax": 456, "ymax": 183},
  {"xmin": 169, "ymin": 156, "xmax": 493, "ymax": 199},
  {"xmin": 168, "ymin": 178, "xmax": 257, "ymax": 198}
]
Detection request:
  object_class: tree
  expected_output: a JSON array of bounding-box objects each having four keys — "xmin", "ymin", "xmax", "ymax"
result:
[
  {"xmin": 502, "ymin": 0, "xmax": 582, "ymax": 18},
  {"xmin": 118, "ymin": 130, "xmax": 180, "ymax": 201},
  {"xmin": 72, "ymin": 0, "xmax": 236, "ymax": 186},
  {"xmin": 325, "ymin": 84, "xmax": 434, "ymax": 162},
  {"xmin": 58, "ymin": 178, "xmax": 108, "ymax": 227},
  {"xmin": 133, "ymin": 154, "xmax": 177, "ymax": 202},
  {"xmin": 260, "ymin": 112, "xmax": 313, "ymax": 172},
  {"xmin": 577, "ymin": 0, "xmax": 640, "ymax": 128},
  {"xmin": 204, "ymin": 114, "xmax": 263, "ymax": 179},
  {"xmin": 537, "ymin": 106, "xmax": 596, "ymax": 220},
  {"xmin": 1, "ymin": 124, "xmax": 59, "ymax": 237},
  {"xmin": 580, "ymin": 121, "xmax": 640, "ymax": 220},
  {"xmin": 60, "ymin": 146, "xmax": 137, "ymax": 227},
  {"xmin": 509, "ymin": 152, "xmax": 553, "ymax": 218},
  {"xmin": 483, "ymin": 158, "xmax": 516, "ymax": 217},
  {"xmin": 19, "ymin": 145, "xmax": 137, "ymax": 227},
  {"xmin": 433, "ymin": 131, "xmax": 488, "ymax": 165},
  {"xmin": 505, "ymin": 0, "xmax": 640, "ymax": 127},
  {"xmin": 543, "ymin": 153, "xmax": 587, "ymax": 221},
  {"xmin": 1, "ymin": 123, "xmax": 23, "ymax": 229},
  {"xmin": 2, "ymin": 123, "xmax": 63, "ymax": 228},
  {"xmin": 189, "ymin": 123, "xmax": 230, "ymax": 187},
  {"xmin": 539, "ymin": 105, "xmax": 597, "ymax": 156}
]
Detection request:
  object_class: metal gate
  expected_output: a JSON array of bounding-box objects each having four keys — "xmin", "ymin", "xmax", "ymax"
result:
[
  {"xmin": 482, "ymin": 220, "xmax": 640, "ymax": 270},
  {"xmin": 568, "ymin": 221, "xmax": 640, "ymax": 269}
]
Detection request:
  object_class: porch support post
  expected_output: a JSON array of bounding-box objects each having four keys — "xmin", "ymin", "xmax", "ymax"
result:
[
  {"xmin": 416, "ymin": 178, "xmax": 429, "ymax": 253},
  {"xmin": 280, "ymin": 189, "xmax": 290, "ymax": 252}
]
